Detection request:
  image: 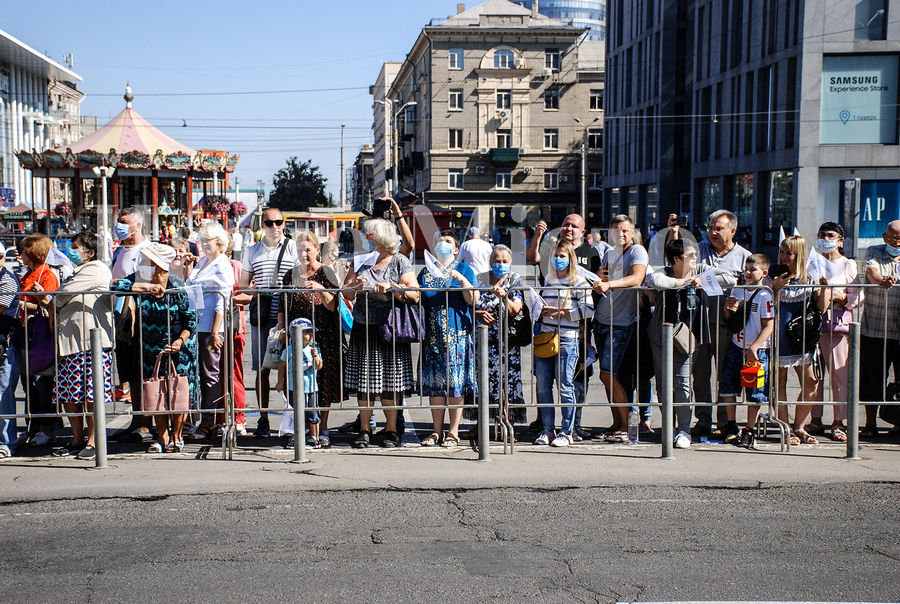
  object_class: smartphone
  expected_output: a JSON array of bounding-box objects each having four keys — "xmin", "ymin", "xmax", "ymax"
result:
[
  {"xmin": 771, "ymin": 264, "xmax": 790, "ymax": 279},
  {"xmin": 678, "ymin": 215, "xmax": 688, "ymax": 227},
  {"xmin": 541, "ymin": 206, "xmax": 551, "ymax": 224},
  {"xmin": 373, "ymin": 197, "xmax": 391, "ymax": 218}
]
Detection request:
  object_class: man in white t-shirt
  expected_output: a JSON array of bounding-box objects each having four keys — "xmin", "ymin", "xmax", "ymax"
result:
[
  {"xmin": 456, "ymin": 227, "xmax": 493, "ymax": 274},
  {"xmin": 231, "ymin": 229, "xmax": 244, "ymax": 262}
]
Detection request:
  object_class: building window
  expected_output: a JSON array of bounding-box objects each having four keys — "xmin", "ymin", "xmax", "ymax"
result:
[
  {"xmin": 544, "ymin": 169, "xmax": 559, "ymax": 190},
  {"xmin": 494, "ymin": 49, "xmax": 514, "ymax": 69},
  {"xmin": 545, "ymin": 49, "xmax": 560, "ymax": 71},
  {"xmin": 449, "ymin": 48, "xmax": 464, "ymax": 69},
  {"xmin": 497, "ymin": 89, "xmax": 511, "ymax": 109},
  {"xmin": 449, "ymin": 89, "xmax": 463, "ymax": 110},
  {"xmin": 496, "ymin": 129, "xmax": 511, "ymax": 148},
  {"xmin": 449, "ymin": 129, "xmax": 463, "ymax": 150},
  {"xmin": 496, "ymin": 170, "xmax": 511, "ymax": 189},
  {"xmin": 544, "ymin": 89, "xmax": 559, "ymax": 110},
  {"xmin": 590, "ymin": 89, "xmax": 604, "ymax": 111},
  {"xmin": 449, "ymin": 168, "xmax": 464, "ymax": 189},
  {"xmin": 543, "ymin": 128, "xmax": 559, "ymax": 149},
  {"xmin": 588, "ymin": 129, "xmax": 602, "ymax": 149},
  {"xmin": 589, "ymin": 173, "xmax": 602, "ymax": 189},
  {"xmin": 855, "ymin": 0, "xmax": 887, "ymax": 39}
]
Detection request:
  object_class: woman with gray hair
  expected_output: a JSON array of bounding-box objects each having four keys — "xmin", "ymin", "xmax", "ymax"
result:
[
  {"xmin": 342, "ymin": 218, "xmax": 420, "ymax": 448},
  {"xmin": 186, "ymin": 222, "xmax": 236, "ymax": 441}
]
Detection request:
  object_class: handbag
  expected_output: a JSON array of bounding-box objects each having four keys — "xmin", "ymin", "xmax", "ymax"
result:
[
  {"xmin": 21, "ymin": 308, "xmax": 55, "ymax": 374},
  {"xmin": 823, "ymin": 306, "xmax": 851, "ymax": 334},
  {"xmin": 116, "ymin": 295, "xmax": 137, "ymax": 343},
  {"xmin": 507, "ymin": 301, "xmax": 532, "ymax": 348},
  {"xmin": 533, "ymin": 330, "xmax": 559, "ymax": 358},
  {"xmin": 262, "ymin": 326, "xmax": 285, "ymax": 369},
  {"xmin": 672, "ymin": 287, "xmax": 696, "ymax": 356},
  {"xmin": 726, "ymin": 290, "xmax": 760, "ymax": 334},
  {"xmin": 379, "ymin": 298, "xmax": 423, "ymax": 344},
  {"xmin": 786, "ymin": 298, "xmax": 823, "ymax": 353},
  {"xmin": 142, "ymin": 352, "xmax": 190, "ymax": 413},
  {"xmin": 339, "ymin": 295, "xmax": 354, "ymax": 333}
]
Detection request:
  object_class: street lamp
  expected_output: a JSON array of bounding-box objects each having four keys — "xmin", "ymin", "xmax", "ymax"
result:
[
  {"xmin": 574, "ymin": 117, "xmax": 600, "ymax": 222},
  {"xmin": 91, "ymin": 165, "xmax": 115, "ymax": 262}
]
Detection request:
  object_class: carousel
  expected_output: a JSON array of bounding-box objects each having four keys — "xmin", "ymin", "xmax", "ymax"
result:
[{"xmin": 14, "ymin": 84, "xmax": 239, "ymax": 244}]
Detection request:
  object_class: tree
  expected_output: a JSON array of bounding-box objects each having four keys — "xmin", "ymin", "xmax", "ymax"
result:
[{"xmin": 268, "ymin": 157, "xmax": 328, "ymax": 211}]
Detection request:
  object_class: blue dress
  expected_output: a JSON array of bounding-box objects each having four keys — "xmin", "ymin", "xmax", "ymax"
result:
[
  {"xmin": 418, "ymin": 260, "xmax": 477, "ymax": 398},
  {"xmin": 776, "ymin": 278, "xmax": 815, "ymax": 367}
]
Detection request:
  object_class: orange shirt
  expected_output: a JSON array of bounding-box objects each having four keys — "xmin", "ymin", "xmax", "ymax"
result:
[{"xmin": 20, "ymin": 263, "xmax": 60, "ymax": 308}]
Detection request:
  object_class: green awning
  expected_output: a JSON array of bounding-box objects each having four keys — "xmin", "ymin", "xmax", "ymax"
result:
[{"xmin": 490, "ymin": 147, "xmax": 519, "ymax": 168}]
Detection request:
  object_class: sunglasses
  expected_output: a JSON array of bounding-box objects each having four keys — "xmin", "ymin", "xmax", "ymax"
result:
[{"xmin": 263, "ymin": 219, "xmax": 284, "ymax": 227}]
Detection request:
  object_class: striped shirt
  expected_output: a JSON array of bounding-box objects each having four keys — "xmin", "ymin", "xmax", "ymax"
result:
[
  {"xmin": 243, "ymin": 236, "xmax": 298, "ymax": 325},
  {"xmin": 861, "ymin": 244, "xmax": 900, "ymax": 340},
  {"xmin": 0, "ymin": 267, "xmax": 19, "ymax": 319},
  {"xmin": 539, "ymin": 273, "xmax": 594, "ymax": 338}
]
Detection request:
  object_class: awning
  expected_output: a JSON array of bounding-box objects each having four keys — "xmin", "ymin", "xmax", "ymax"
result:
[{"xmin": 490, "ymin": 147, "xmax": 520, "ymax": 168}]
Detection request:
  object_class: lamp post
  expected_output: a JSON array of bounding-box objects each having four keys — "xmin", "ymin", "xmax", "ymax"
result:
[
  {"xmin": 574, "ymin": 117, "xmax": 600, "ymax": 222},
  {"xmin": 91, "ymin": 165, "xmax": 115, "ymax": 262},
  {"xmin": 340, "ymin": 124, "xmax": 346, "ymax": 210}
]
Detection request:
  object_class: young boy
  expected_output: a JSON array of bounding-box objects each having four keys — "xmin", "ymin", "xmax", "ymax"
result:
[
  {"xmin": 719, "ymin": 254, "xmax": 775, "ymax": 445},
  {"xmin": 275, "ymin": 317, "xmax": 326, "ymax": 449}
]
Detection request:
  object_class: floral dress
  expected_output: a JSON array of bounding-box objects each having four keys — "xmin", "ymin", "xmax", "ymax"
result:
[
  {"xmin": 417, "ymin": 260, "xmax": 477, "ymax": 398},
  {"xmin": 112, "ymin": 275, "xmax": 199, "ymax": 404},
  {"xmin": 776, "ymin": 277, "xmax": 815, "ymax": 367},
  {"xmin": 464, "ymin": 270, "xmax": 526, "ymax": 424}
]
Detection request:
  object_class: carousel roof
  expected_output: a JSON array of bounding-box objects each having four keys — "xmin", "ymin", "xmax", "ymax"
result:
[{"xmin": 15, "ymin": 84, "xmax": 238, "ymax": 175}]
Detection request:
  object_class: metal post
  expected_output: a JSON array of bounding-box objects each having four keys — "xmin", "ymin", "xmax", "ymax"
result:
[
  {"xmin": 90, "ymin": 329, "xmax": 108, "ymax": 469},
  {"xmin": 661, "ymin": 323, "xmax": 674, "ymax": 459},
  {"xmin": 846, "ymin": 322, "xmax": 861, "ymax": 460},
  {"xmin": 477, "ymin": 324, "xmax": 490, "ymax": 461},
  {"xmin": 291, "ymin": 323, "xmax": 306, "ymax": 463}
]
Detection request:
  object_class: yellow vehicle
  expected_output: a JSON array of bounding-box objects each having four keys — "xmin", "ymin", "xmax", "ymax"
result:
[{"xmin": 249, "ymin": 209, "xmax": 364, "ymax": 242}]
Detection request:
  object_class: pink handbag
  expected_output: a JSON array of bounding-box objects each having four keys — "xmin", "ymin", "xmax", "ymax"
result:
[{"xmin": 142, "ymin": 352, "xmax": 190, "ymax": 413}]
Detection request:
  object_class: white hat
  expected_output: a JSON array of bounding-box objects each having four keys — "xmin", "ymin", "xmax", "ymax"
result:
[
  {"xmin": 467, "ymin": 226, "xmax": 480, "ymax": 237},
  {"xmin": 141, "ymin": 243, "xmax": 176, "ymax": 271}
]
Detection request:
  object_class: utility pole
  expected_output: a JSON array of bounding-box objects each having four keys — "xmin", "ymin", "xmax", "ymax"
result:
[{"xmin": 340, "ymin": 124, "xmax": 346, "ymax": 209}]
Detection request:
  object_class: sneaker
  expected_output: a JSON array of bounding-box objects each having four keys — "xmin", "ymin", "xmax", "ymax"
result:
[
  {"xmin": 674, "ymin": 431, "xmax": 692, "ymax": 449},
  {"xmin": 534, "ymin": 430, "xmax": 555, "ymax": 445},
  {"xmin": 550, "ymin": 433, "xmax": 573, "ymax": 447},
  {"xmin": 690, "ymin": 423, "xmax": 710, "ymax": 438},
  {"xmin": 285, "ymin": 436, "xmax": 295, "ymax": 449},
  {"xmin": 571, "ymin": 431, "xmax": 583, "ymax": 442},
  {"xmin": 306, "ymin": 437, "xmax": 319, "ymax": 449},
  {"xmin": 723, "ymin": 422, "xmax": 740, "ymax": 443},
  {"xmin": 115, "ymin": 385, "xmax": 131, "ymax": 402},
  {"xmin": 75, "ymin": 445, "xmax": 96, "ymax": 460},
  {"xmin": 235, "ymin": 423, "xmax": 248, "ymax": 436},
  {"xmin": 0, "ymin": 444, "xmax": 11, "ymax": 458},
  {"xmin": 574, "ymin": 427, "xmax": 593, "ymax": 440},
  {"xmin": 28, "ymin": 431, "xmax": 56, "ymax": 446},
  {"xmin": 739, "ymin": 427, "xmax": 755, "ymax": 448},
  {"xmin": 253, "ymin": 418, "xmax": 270, "ymax": 439}
]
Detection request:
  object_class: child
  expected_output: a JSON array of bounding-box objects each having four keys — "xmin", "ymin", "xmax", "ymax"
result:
[
  {"xmin": 719, "ymin": 254, "xmax": 775, "ymax": 445},
  {"xmin": 275, "ymin": 317, "xmax": 326, "ymax": 449}
]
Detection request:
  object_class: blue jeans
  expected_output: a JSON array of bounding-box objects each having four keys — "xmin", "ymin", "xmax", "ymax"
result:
[
  {"xmin": 0, "ymin": 346, "xmax": 20, "ymax": 450},
  {"xmin": 535, "ymin": 337, "xmax": 578, "ymax": 436}
]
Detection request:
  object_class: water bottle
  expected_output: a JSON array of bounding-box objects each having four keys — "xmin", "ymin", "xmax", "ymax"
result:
[
  {"xmin": 686, "ymin": 285, "xmax": 697, "ymax": 311},
  {"xmin": 627, "ymin": 407, "xmax": 640, "ymax": 445}
]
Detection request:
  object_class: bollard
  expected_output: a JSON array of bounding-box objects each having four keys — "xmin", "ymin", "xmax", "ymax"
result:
[
  {"xmin": 477, "ymin": 324, "xmax": 490, "ymax": 461},
  {"xmin": 661, "ymin": 323, "xmax": 674, "ymax": 459},
  {"xmin": 846, "ymin": 322, "xmax": 861, "ymax": 460},
  {"xmin": 90, "ymin": 329, "xmax": 108, "ymax": 469},
  {"xmin": 291, "ymin": 323, "xmax": 307, "ymax": 463}
]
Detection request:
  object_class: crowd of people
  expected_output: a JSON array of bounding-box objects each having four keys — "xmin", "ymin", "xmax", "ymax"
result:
[{"xmin": 0, "ymin": 199, "xmax": 898, "ymax": 459}]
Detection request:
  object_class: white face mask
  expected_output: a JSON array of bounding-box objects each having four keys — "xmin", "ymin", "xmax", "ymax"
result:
[{"xmin": 138, "ymin": 265, "xmax": 155, "ymax": 280}]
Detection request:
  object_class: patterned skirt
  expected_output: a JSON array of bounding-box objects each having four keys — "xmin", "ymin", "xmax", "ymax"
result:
[
  {"xmin": 344, "ymin": 322, "xmax": 414, "ymax": 397},
  {"xmin": 53, "ymin": 349, "xmax": 114, "ymax": 406}
]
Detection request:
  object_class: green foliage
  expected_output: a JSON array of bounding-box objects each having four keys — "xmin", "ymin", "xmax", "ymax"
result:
[{"xmin": 268, "ymin": 157, "xmax": 328, "ymax": 211}]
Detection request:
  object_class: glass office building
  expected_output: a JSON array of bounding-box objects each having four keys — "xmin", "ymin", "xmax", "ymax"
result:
[{"xmin": 514, "ymin": 0, "xmax": 606, "ymax": 40}]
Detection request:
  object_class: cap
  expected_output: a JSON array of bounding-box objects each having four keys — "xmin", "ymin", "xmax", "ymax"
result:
[
  {"xmin": 141, "ymin": 243, "xmax": 176, "ymax": 271},
  {"xmin": 290, "ymin": 317, "xmax": 317, "ymax": 333},
  {"xmin": 467, "ymin": 226, "xmax": 480, "ymax": 237}
]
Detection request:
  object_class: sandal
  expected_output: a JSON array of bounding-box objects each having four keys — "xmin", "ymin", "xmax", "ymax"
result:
[
  {"xmin": 860, "ymin": 426, "xmax": 878, "ymax": 438},
  {"xmin": 187, "ymin": 426, "xmax": 213, "ymax": 442},
  {"xmin": 830, "ymin": 426, "xmax": 847, "ymax": 442},
  {"xmin": 441, "ymin": 434, "xmax": 460, "ymax": 448},
  {"xmin": 420, "ymin": 433, "xmax": 441, "ymax": 447},
  {"xmin": 793, "ymin": 430, "xmax": 819, "ymax": 445},
  {"xmin": 789, "ymin": 434, "xmax": 801, "ymax": 446},
  {"xmin": 604, "ymin": 431, "xmax": 628, "ymax": 443},
  {"xmin": 147, "ymin": 442, "xmax": 164, "ymax": 454}
]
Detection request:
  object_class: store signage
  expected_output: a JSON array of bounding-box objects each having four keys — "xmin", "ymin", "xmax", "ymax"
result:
[
  {"xmin": 820, "ymin": 55, "xmax": 898, "ymax": 144},
  {"xmin": 858, "ymin": 180, "xmax": 900, "ymax": 238}
]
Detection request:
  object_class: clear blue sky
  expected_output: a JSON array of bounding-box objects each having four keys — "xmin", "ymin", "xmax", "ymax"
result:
[{"xmin": 6, "ymin": 0, "xmax": 466, "ymax": 200}]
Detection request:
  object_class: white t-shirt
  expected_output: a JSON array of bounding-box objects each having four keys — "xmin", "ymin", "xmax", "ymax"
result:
[
  {"xmin": 111, "ymin": 239, "xmax": 151, "ymax": 281},
  {"xmin": 456, "ymin": 238, "xmax": 493, "ymax": 274},
  {"xmin": 731, "ymin": 287, "xmax": 775, "ymax": 349},
  {"xmin": 232, "ymin": 231, "xmax": 243, "ymax": 251}
]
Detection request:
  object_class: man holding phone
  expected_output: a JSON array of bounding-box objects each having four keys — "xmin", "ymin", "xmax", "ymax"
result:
[{"xmin": 526, "ymin": 212, "xmax": 600, "ymax": 279}]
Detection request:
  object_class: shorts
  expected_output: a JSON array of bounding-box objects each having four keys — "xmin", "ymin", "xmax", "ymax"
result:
[
  {"xmin": 718, "ymin": 342, "xmax": 769, "ymax": 404},
  {"xmin": 287, "ymin": 390, "xmax": 320, "ymax": 425},
  {"xmin": 592, "ymin": 322, "xmax": 634, "ymax": 375}
]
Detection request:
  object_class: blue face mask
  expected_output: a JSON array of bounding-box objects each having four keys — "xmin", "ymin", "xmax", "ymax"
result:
[
  {"xmin": 816, "ymin": 238, "xmax": 838, "ymax": 253},
  {"xmin": 361, "ymin": 238, "xmax": 375, "ymax": 252},
  {"xmin": 434, "ymin": 241, "xmax": 454, "ymax": 259},
  {"xmin": 552, "ymin": 257, "xmax": 569, "ymax": 271},
  {"xmin": 66, "ymin": 247, "xmax": 84, "ymax": 266},
  {"xmin": 887, "ymin": 244, "xmax": 900, "ymax": 258},
  {"xmin": 491, "ymin": 263, "xmax": 510, "ymax": 278},
  {"xmin": 114, "ymin": 222, "xmax": 133, "ymax": 241}
]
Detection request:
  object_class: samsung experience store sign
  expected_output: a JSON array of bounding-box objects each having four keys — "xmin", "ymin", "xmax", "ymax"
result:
[{"xmin": 820, "ymin": 55, "xmax": 899, "ymax": 144}]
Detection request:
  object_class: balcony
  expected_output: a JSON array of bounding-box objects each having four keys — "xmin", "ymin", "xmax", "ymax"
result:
[{"xmin": 490, "ymin": 147, "xmax": 519, "ymax": 168}]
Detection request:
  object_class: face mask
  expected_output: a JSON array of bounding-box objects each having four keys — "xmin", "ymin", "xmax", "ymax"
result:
[
  {"xmin": 552, "ymin": 257, "xmax": 569, "ymax": 271},
  {"xmin": 434, "ymin": 241, "xmax": 454, "ymax": 259},
  {"xmin": 816, "ymin": 238, "xmax": 838, "ymax": 253},
  {"xmin": 114, "ymin": 222, "xmax": 133, "ymax": 241},
  {"xmin": 491, "ymin": 263, "xmax": 510, "ymax": 279},
  {"xmin": 887, "ymin": 244, "xmax": 900, "ymax": 258},
  {"xmin": 361, "ymin": 239, "xmax": 375, "ymax": 252},
  {"xmin": 138, "ymin": 265, "xmax": 155, "ymax": 280},
  {"xmin": 66, "ymin": 247, "xmax": 84, "ymax": 266}
]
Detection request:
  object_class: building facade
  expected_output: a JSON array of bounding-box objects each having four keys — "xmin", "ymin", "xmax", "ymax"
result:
[
  {"xmin": 373, "ymin": 0, "xmax": 605, "ymax": 236},
  {"xmin": 514, "ymin": 0, "xmax": 607, "ymax": 41},
  {"xmin": 0, "ymin": 29, "xmax": 82, "ymax": 209},
  {"xmin": 605, "ymin": 0, "xmax": 899, "ymax": 257},
  {"xmin": 350, "ymin": 144, "xmax": 374, "ymax": 211}
]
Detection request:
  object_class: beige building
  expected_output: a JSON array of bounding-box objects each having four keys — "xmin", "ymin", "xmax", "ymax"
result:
[{"xmin": 373, "ymin": 0, "xmax": 605, "ymax": 236}]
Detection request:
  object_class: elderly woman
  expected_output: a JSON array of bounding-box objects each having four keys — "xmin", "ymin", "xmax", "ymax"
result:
[
  {"xmin": 417, "ymin": 230, "xmax": 479, "ymax": 448},
  {"xmin": 112, "ymin": 243, "xmax": 198, "ymax": 452},
  {"xmin": 48, "ymin": 232, "xmax": 114, "ymax": 460},
  {"xmin": 466, "ymin": 244, "xmax": 526, "ymax": 434},
  {"xmin": 186, "ymin": 222, "xmax": 236, "ymax": 441},
  {"xmin": 17, "ymin": 234, "xmax": 61, "ymax": 447},
  {"xmin": 342, "ymin": 218, "xmax": 419, "ymax": 449},
  {"xmin": 277, "ymin": 231, "xmax": 342, "ymax": 447}
]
